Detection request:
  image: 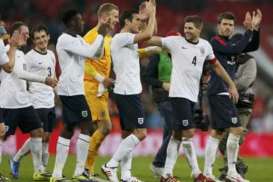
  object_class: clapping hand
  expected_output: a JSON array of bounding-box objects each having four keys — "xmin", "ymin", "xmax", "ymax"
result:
[{"xmin": 252, "ymin": 9, "xmax": 262, "ymax": 30}]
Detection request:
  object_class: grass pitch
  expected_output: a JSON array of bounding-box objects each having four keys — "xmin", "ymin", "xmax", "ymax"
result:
[{"xmin": 0, "ymin": 155, "xmax": 272, "ymax": 182}]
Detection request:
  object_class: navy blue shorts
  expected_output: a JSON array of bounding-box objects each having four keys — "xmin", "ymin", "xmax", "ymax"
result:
[
  {"xmin": 114, "ymin": 93, "xmax": 145, "ymax": 130},
  {"xmin": 170, "ymin": 97, "xmax": 195, "ymax": 130},
  {"xmin": 36, "ymin": 107, "xmax": 56, "ymax": 133},
  {"xmin": 59, "ymin": 95, "xmax": 92, "ymax": 126},
  {"xmin": 208, "ymin": 95, "xmax": 241, "ymax": 130},
  {"xmin": 2, "ymin": 106, "xmax": 42, "ymax": 137}
]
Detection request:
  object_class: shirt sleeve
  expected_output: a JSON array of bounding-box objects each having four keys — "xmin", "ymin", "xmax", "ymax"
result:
[
  {"xmin": 62, "ymin": 34, "xmax": 104, "ymax": 59},
  {"xmin": 161, "ymin": 36, "xmax": 176, "ymax": 51},
  {"xmin": 0, "ymin": 40, "xmax": 8, "ymax": 65},
  {"xmin": 13, "ymin": 54, "xmax": 46, "ymax": 83},
  {"xmin": 211, "ymin": 30, "xmax": 253, "ymax": 55},
  {"xmin": 112, "ymin": 33, "xmax": 135, "ymax": 48},
  {"xmin": 205, "ymin": 42, "xmax": 216, "ymax": 64}
]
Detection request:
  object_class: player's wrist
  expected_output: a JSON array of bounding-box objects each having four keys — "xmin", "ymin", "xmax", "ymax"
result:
[{"xmin": 95, "ymin": 74, "xmax": 105, "ymax": 83}]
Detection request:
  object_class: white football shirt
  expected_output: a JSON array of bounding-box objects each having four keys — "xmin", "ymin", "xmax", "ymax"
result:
[
  {"xmin": 25, "ymin": 49, "xmax": 56, "ymax": 109},
  {"xmin": 0, "ymin": 48, "xmax": 46, "ymax": 108},
  {"xmin": 111, "ymin": 32, "xmax": 142, "ymax": 95},
  {"xmin": 56, "ymin": 33, "xmax": 103, "ymax": 96},
  {"xmin": 161, "ymin": 36, "xmax": 215, "ymax": 102},
  {"xmin": 0, "ymin": 40, "xmax": 8, "ymax": 65}
]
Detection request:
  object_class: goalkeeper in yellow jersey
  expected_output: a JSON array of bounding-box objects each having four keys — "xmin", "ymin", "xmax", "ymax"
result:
[{"xmin": 83, "ymin": 3, "xmax": 119, "ymax": 178}]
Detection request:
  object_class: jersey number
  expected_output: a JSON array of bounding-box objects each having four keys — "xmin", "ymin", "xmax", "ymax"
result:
[
  {"xmin": 47, "ymin": 67, "xmax": 52, "ymax": 77},
  {"xmin": 192, "ymin": 56, "xmax": 197, "ymax": 66}
]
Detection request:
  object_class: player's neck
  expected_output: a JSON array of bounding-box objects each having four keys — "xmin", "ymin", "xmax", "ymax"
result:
[
  {"xmin": 65, "ymin": 28, "xmax": 78, "ymax": 37},
  {"xmin": 120, "ymin": 27, "xmax": 130, "ymax": 33},
  {"xmin": 186, "ymin": 38, "xmax": 199, "ymax": 45},
  {"xmin": 34, "ymin": 47, "xmax": 47, "ymax": 55},
  {"xmin": 218, "ymin": 34, "xmax": 230, "ymax": 40}
]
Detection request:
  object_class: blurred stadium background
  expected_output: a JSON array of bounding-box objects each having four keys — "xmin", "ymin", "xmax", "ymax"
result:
[{"xmin": 0, "ymin": 0, "xmax": 273, "ymax": 179}]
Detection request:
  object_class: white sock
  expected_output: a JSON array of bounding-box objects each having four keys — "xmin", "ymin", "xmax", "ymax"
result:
[
  {"xmin": 120, "ymin": 150, "xmax": 133, "ymax": 180},
  {"xmin": 13, "ymin": 138, "xmax": 31, "ymax": 162},
  {"xmin": 29, "ymin": 138, "xmax": 43, "ymax": 172},
  {"xmin": 52, "ymin": 137, "xmax": 70, "ymax": 178},
  {"xmin": 163, "ymin": 137, "xmax": 181, "ymax": 177},
  {"xmin": 203, "ymin": 136, "xmax": 219, "ymax": 176},
  {"xmin": 227, "ymin": 133, "xmax": 240, "ymax": 174},
  {"xmin": 74, "ymin": 134, "xmax": 90, "ymax": 176},
  {"xmin": 107, "ymin": 134, "xmax": 140, "ymax": 168},
  {"xmin": 42, "ymin": 142, "xmax": 49, "ymax": 168},
  {"xmin": 182, "ymin": 138, "xmax": 201, "ymax": 177}
]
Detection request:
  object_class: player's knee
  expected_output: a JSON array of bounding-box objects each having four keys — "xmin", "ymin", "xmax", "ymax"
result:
[
  {"xmin": 30, "ymin": 127, "xmax": 43, "ymax": 138},
  {"xmin": 42, "ymin": 133, "xmax": 50, "ymax": 143},
  {"xmin": 122, "ymin": 130, "xmax": 133, "ymax": 138},
  {"xmin": 134, "ymin": 128, "xmax": 147, "ymax": 141},
  {"xmin": 230, "ymin": 127, "xmax": 244, "ymax": 136},
  {"xmin": 79, "ymin": 121, "xmax": 94, "ymax": 135},
  {"xmin": 210, "ymin": 129, "xmax": 224, "ymax": 139},
  {"xmin": 99, "ymin": 121, "xmax": 112, "ymax": 135},
  {"xmin": 173, "ymin": 130, "xmax": 182, "ymax": 140},
  {"xmin": 182, "ymin": 128, "xmax": 195, "ymax": 139}
]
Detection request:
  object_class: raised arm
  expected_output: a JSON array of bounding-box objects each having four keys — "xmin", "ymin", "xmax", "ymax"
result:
[
  {"xmin": 134, "ymin": 1, "xmax": 156, "ymax": 43},
  {"xmin": 63, "ymin": 34, "xmax": 104, "ymax": 59},
  {"xmin": 0, "ymin": 31, "xmax": 24, "ymax": 73},
  {"xmin": 138, "ymin": 46, "xmax": 162, "ymax": 58}
]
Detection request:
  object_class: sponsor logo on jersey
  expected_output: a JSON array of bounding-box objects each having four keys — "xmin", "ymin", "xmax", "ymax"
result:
[{"xmin": 138, "ymin": 117, "xmax": 144, "ymax": 125}]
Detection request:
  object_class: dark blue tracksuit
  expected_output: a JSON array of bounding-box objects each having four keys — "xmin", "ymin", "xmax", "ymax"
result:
[{"xmin": 208, "ymin": 30, "xmax": 260, "ymax": 130}]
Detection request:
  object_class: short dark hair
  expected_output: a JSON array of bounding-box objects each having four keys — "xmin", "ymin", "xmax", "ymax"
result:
[
  {"xmin": 97, "ymin": 3, "xmax": 119, "ymax": 17},
  {"xmin": 30, "ymin": 24, "xmax": 49, "ymax": 39},
  {"xmin": 184, "ymin": 15, "xmax": 203, "ymax": 29},
  {"xmin": 119, "ymin": 10, "xmax": 139, "ymax": 28},
  {"xmin": 62, "ymin": 9, "xmax": 80, "ymax": 26},
  {"xmin": 217, "ymin": 12, "xmax": 236, "ymax": 24},
  {"xmin": 10, "ymin": 21, "xmax": 27, "ymax": 35}
]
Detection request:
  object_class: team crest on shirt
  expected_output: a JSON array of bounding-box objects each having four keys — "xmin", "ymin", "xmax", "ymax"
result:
[
  {"xmin": 81, "ymin": 110, "xmax": 88, "ymax": 118},
  {"xmin": 138, "ymin": 117, "xmax": 144, "ymax": 125},
  {"xmin": 200, "ymin": 47, "xmax": 205, "ymax": 55},
  {"xmin": 231, "ymin": 117, "xmax": 238, "ymax": 124},
  {"xmin": 182, "ymin": 120, "xmax": 189, "ymax": 126},
  {"xmin": 23, "ymin": 64, "xmax": 27, "ymax": 71}
]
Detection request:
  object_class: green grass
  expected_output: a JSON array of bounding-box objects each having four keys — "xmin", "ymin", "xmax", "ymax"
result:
[{"xmin": 0, "ymin": 155, "xmax": 272, "ymax": 182}]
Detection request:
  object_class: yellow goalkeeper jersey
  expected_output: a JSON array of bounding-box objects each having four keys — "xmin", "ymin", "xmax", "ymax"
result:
[{"xmin": 83, "ymin": 27, "xmax": 112, "ymax": 95}]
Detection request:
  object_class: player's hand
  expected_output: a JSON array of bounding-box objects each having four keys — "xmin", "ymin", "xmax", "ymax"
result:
[
  {"xmin": 252, "ymin": 9, "xmax": 262, "ymax": 30},
  {"xmin": 145, "ymin": 1, "xmax": 156, "ymax": 17},
  {"xmin": 162, "ymin": 82, "xmax": 170, "ymax": 91},
  {"xmin": 9, "ymin": 30, "xmax": 24, "ymax": 47},
  {"xmin": 45, "ymin": 77, "xmax": 58, "ymax": 88},
  {"xmin": 228, "ymin": 84, "xmax": 239, "ymax": 104},
  {"xmin": 0, "ymin": 123, "xmax": 6, "ymax": 137},
  {"xmin": 243, "ymin": 11, "xmax": 252, "ymax": 30},
  {"xmin": 102, "ymin": 77, "xmax": 114, "ymax": 88}
]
